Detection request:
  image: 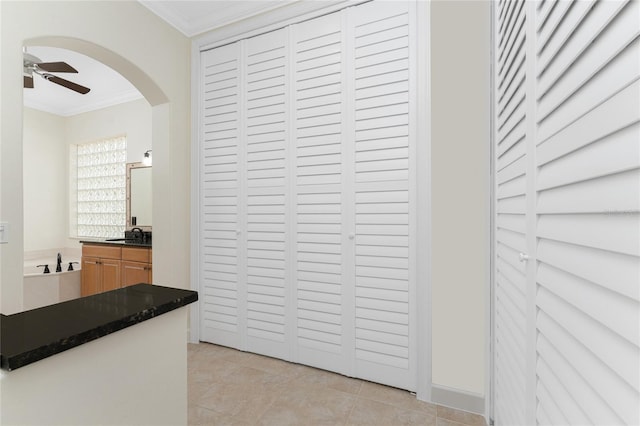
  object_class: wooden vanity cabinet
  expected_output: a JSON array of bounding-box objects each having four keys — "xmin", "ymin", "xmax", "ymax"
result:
[
  {"xmin": 81, "ymin": 245, "xmax": 122, "ymax": 297},
  {"xmin": 121, "ymin": 247, "xmax": 152, "ymax": 288},
  {"xmin": 81, "ymin": 244, "xmax": 152, "ymax": 296}
]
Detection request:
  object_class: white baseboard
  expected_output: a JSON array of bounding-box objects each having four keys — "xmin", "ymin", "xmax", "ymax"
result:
[{"xmin": 431, "ymin": 384, "xmax": 486, "ymax": 417}]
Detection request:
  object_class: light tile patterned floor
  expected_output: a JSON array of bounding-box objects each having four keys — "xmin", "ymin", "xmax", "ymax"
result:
[{"xmin": 188, "ymin": 343, "xmax": 486, "ymax": 426}]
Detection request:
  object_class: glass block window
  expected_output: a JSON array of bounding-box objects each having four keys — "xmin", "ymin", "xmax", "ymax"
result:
[{"xmin": 75, "ymin": 135, "xmax": 127, "ymax": 238}]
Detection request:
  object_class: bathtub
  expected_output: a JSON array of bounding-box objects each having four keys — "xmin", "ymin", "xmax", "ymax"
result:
[{"xmin": 23, "ymin": 254, "xmax": 82, "ymax": 311}]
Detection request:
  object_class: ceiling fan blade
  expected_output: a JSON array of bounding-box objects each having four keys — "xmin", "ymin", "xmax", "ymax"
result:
[
  {"xmin": 24, "ymin": 75, "xmax": 34, "ymax": 88},
  {"xmin": 43, "ymin": 74, "xmax": 90, "ymax": 94},
  {"xmin": 37, "ymin": 61, "xmax": 78, "ymax": 73}
]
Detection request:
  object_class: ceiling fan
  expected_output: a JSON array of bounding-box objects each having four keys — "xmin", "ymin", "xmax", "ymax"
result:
[{"xmin": 23, "ymin": 52, "xmax": 91, "ymax": 95}]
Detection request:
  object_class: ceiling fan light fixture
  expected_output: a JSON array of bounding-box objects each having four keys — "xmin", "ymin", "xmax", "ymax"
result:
[{"xmin": 22, "ymin": 51, "xmax": 90, "ymax": 94}]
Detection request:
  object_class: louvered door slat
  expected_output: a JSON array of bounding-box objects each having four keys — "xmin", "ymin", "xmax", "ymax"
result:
[
  {"xmin": 200, "ymin": 43, "xmax": 243, "ymax": 348},
  {"xmin": 537, "ymin": 1, "xmax": 639, "ymax": 140},
  {"xmin": 536, "ymin": 0, "xmax": 630, "ymax": 99}
]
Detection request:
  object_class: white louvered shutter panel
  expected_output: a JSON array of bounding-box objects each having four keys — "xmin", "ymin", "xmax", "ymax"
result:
[
  {"xmin": 200, "ymin": 43, "xmax": 244, "ymax": 348},
  {"xmin": 292, "ymin": 12, "xmax": 350, "ymax": 372},
  {"xmin": 351, "ymin": 1, "xmax": 417, "ymax": 390},
  {"xmin": 534, "ymin": 1, "xmax": 640, "ymax": 424},
  {"xmin": 243, "ymin": 29, "xmax": 291, "ymax": 359},
  {"xmin": 493, "ymin": 0, "xmax": 530, "ymax": 424},
  {"xmin": 493, "ymin": 1, "xmax": 640, "ymax": 425}
]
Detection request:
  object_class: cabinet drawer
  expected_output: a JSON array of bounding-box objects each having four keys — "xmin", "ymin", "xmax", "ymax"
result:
[
  {"xmin": 122, "ymin": 247, "xmax": 150, "ymax": 263},
  {"xmin": 121, "ymin": 260, "xmax": 152, "ymax": 287},
  {"xmin": 82, "ymin": 244, "xmax": 122, "ymax": 260}
]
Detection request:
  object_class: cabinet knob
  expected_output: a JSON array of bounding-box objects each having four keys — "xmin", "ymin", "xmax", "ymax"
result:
[
  {"xmin": 348, "ymin": 233, "xmax": 355, "ymax": 240},
  {"xmin": 519, "ymin": 252, "xmax": 529, "ymax": 262}
]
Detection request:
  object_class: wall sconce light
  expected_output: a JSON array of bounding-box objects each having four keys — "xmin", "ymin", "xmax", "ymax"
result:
[{"xmin": 142, "ymin": 150, "xmax": 152, "ymax": 166}]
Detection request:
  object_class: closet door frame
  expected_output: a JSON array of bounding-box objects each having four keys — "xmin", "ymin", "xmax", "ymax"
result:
[{"xmin": 191, "ymin": 0, "xmax": 432, "ymax": 401}]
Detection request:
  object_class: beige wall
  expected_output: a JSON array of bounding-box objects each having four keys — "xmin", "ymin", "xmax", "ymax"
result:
[
  {"xmin": 66, "ymin": 98, "xmax": 152, "ymax": 165},
  {"xmin": 22, "ymin": 99, "xmax": 152, "ymax": 253},
  {"xmin": 23, "ymin": 108, "xmax": 67, "ymax": 252},
  {"xmin": 431, "ymin": 0, "xmax": 491, "ymax": 395},
  {"xmin": 0, "ymin": 1, "xmax": 190, "ymax": 313}
]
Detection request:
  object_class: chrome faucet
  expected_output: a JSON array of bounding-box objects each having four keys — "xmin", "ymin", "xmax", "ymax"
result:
[{"xmin": 56, "ymin": 252, "xmax": 62, "ymax": 273}]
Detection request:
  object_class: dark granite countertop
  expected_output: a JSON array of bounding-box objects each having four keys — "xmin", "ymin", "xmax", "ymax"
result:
[
  {"xmin": 79, "ymin": 239, "xmax": 152, "ymax": 248},
  {"xmin": 0, "ymin": 284, "xmax": 197, "ymax": 371}
]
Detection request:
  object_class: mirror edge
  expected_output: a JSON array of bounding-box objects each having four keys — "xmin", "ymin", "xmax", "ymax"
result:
[{"xmin": 126, "ymin": 162, "xmax": 152, "ymax": 231}]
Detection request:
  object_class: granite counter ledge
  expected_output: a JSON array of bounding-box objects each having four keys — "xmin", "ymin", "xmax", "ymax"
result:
[
  {"xmin": 79, "ymin": 238, "xmax": 152, "ymax": 247},
  {"xmin": 0, "ymin": 284, "xmax": 197, "ymax": 371},
  {"xmin": 1, "ymin": 284, "xmax": 197, "ymax": 426}
]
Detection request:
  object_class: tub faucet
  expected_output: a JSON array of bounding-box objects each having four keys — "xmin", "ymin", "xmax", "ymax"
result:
[{"xmin": 56, "ymin": 252, "xmax": 62, "ymax": 273}]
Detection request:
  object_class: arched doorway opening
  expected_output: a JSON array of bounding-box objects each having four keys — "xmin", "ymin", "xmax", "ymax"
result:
[{"xmin": 21, "ymin": 36, "xmax": 169, "ymax": 308}]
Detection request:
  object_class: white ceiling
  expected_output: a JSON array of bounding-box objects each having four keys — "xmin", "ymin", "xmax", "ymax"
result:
[
  {"xmin": 138, "ymin": 0, "xmax": 296, "ymax": 37},
  {"xmin": 23, "ymin": 46, "xmax": 143, "ymax": 117}
]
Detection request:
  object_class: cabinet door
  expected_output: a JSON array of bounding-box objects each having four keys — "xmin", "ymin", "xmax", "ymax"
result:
[
  {"xmin": 81, "ymin": 257, "xmax": 100, "ymax": 296},
  {"xmin": 101, "ymin": 259, "xmax": 121, "ymax": 292},
  {"xmin": 121, "ymin": 261, "xmax": 151, "ymax": 287}
]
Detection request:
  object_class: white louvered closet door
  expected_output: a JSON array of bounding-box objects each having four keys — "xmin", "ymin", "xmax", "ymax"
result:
[
  {"xmin": 199, "ymin": 1, "xmax": 419, "ymax": 392},
  {"xmin": 351, "ymin": 1, "xmax": 417, "ymax": 390},
  {"xmin": 200, "ymin": 42, "xmax": 244, "ymax": 349},
  {"xmin": 493, "ymin": 1, "xmax": 640, "ymax": 425},
  {"xmin": 243, "ymin": 28, "xmax": 292, "ymax": 360},
  {"xmin": 534, "ymin": 0, "xmax": 639, "ymax": 424},
  {"xmin": 291, "ymin": 12, "xmax": 351, "ymax": 373},
  {"xmin": 493, "ymin": 0, "xmax": 531, "ymax": 424}
]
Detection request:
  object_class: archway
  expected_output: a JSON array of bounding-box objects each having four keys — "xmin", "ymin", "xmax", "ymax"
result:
[
  {"xmin": 25, "ymin": 36, "xmax": 168, "ymax": 106},
  {"xmin": 21, "ymin": 36, "xmax": 170, "ymax": 308}
]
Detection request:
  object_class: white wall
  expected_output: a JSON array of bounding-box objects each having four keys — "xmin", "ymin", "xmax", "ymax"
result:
[
  {"xmin": 0, "ymin": 1, "xmax": 190, "ymax": 313},
  {"xmin": 431, "ymin": 0, "xmax": 491, "ymax": 397},
  {"xmin": 23, "ymin": 108, "xmax": 67, "ymax": 252}
]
